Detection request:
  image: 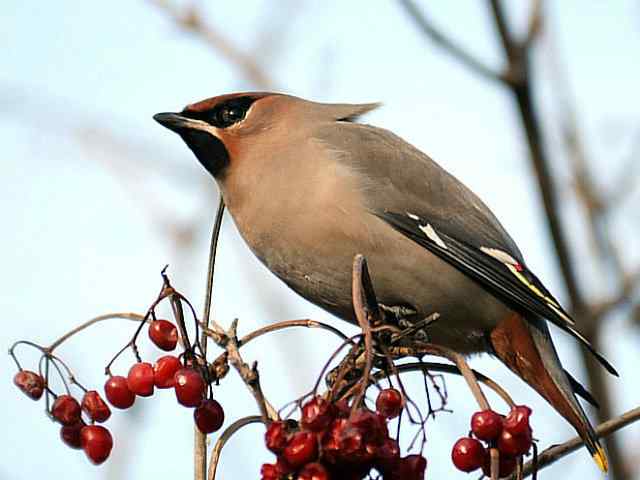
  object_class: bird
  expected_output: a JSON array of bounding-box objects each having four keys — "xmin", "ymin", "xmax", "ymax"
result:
[{"xmin": 154, "ymin": 92, "xmax": 616, "ymax": 471}]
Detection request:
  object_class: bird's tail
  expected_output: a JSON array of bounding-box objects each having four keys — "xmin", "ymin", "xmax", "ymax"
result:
[{"xmin": 489, "ymin": 313, "xmax": 607, "ymax": 472}]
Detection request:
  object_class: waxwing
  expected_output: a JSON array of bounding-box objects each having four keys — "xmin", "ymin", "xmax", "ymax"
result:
[{"xmin": 154, "ymin": 92, "xmax": 616, "ymax": 471}]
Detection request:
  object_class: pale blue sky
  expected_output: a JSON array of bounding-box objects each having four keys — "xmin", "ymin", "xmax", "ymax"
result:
[{"xmin": 2, "ymin": 2, "xmax": 639, "ymax": 479}]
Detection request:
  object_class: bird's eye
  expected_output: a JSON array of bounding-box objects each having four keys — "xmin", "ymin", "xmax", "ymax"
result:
[
  {"xmin": 210, "ymin": 97, "xmax": 256, "ymax": 128},
  {"xmin": 217, "ymin": 106, "xmax": 243, "ymax": 127}
]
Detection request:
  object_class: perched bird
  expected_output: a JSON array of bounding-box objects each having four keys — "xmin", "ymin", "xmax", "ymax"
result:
[{"xmin": 154, "ymin": 93, "xmax": 616, "ymax": 470}]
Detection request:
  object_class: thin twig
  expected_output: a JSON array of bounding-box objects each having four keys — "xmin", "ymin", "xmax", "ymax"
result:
[
  {"xmin": 149, "ymin": 0, "xmax": 275, "ymax": 89},
  {"xmin": 47, "ymin": 313, "xmax": 146, "ymax": 352},
  {"xmin": 195, "ymin": 197, "xmax": 226, "ymax": 480},
  {"xmin": 398, "ymin": 0, "xmax": 506, "ymax": 84},
  {"xmin": 207, "ymin": 416, "xmax": 264, "ymax": 480},
  {"xmin": 225, "ymin": 320, "xmax": 277, "ymax": 422}
]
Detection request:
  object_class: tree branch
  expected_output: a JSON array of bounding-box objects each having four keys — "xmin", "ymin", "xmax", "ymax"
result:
[
  {"xmin": 149, "ymin": 0, "xmax": 275, "ymax": 89},
  {"xmin": 509, "ymin": 406, "xmax": 640, "ymax": 479},
  {"xmin": 398, "ymin": 0, "xmax": 507, "ymax": 85}
]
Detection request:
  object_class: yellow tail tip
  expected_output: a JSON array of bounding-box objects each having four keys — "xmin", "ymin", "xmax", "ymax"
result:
[{"xmin": 593, "ymin": 446, "xmax": 608, "ymax": 473}]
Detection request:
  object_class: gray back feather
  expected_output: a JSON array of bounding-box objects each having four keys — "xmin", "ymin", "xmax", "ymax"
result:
[{"xmin": 313, "ymin": 122, "xmax": 524, "ymax": 262}]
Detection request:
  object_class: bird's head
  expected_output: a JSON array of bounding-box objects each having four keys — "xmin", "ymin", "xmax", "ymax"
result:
[{"xmin": 154, "ymin": 92, "xmax": 380, "ymax": 179}]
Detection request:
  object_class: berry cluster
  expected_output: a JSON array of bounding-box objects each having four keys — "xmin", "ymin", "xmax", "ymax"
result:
[
  {"xmin": 14, "ymin": 369, "xmax": 114, "ymax": 464},
  {"xmin": 12, "ymin": 315, "xmax": 225, "ymax": 466},
  {"xmin": 261, "ymin": 389, "xmax": 427, "ymax": 480},
  {"xmin": 451, "ymin": 405, "xmax": 533, "ymax": 478},
  {"xmin": 104, "ymin": 318, "xmax": 225, "ymax": 435}
]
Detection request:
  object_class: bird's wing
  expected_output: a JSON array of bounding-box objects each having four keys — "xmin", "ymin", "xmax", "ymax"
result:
[
  {"xmin": 315, "ymin": 122, "xmax": 616, "ymax": 375},
  {"xmin": 376, "ymin": 209, "xmax": 616, "ymax": 376}
]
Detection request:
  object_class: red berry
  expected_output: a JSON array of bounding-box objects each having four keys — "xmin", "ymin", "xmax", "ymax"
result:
[
  {"xmin": 174, "ymin": 368, "xmax": 206, "ymax": 407},
  {"xmin": 298, "ymin": 462, "xmax": 329, "ymax": 480},
  {"xmin": 333, "ymin": 398, "xmax": 351, "ymax": 418},
  {"xmin": 471, "ymin": 409, "xmax": 503, "ymax": 441},
  {"xmin": 104, "ymin": 376, "xmax": 135, "ymax": 409},
  {"xmin": 398, "ymin": 454, "xmax": 427, "ymax": 480},
  {"xmin": 127, "ymin": 362, "xmax": 155, "ymax": 397},
  {"xmin": 376, "ymin": 388, "xmax": 404, "ymax": 419},
  {"xmin": 301, "ymin": 396, "xmax": 335, "ymax": 432},
  {"xmin": 260, "ymin": 460, "xmax": 291, "ymax": 480},
  {"xmin": 282, "ymin": 431, "xmax": 318, "ymax": 468},
  {"xmin": 13, "ymin": 370, "xmax": 45, "ymax": 400},
  {"xmin": 194, "ymin": 398, "xmax": 225, "ymax": 433},
  {"xmin": 153, "ymin": 355, "xmax": 181, "ymax": 389},
  {"xmin": 321, "ymin": 418, "xmax": 348, "ymax": 465},
  {"xmin": 60, "ymin": 419, "xmax": 86, "ymax": 449},
  {"xmin": 482, "ymin": 452, "xmax": 518, "ymax": 478},
  {"xmin": 350, "ymin": 408, "xmax": 388, "ymax": 445},
  {"xmin": 497, "ymin": 428, "xmax": 532, "ymax": 456},
  {"xmin": 260, "ymin": 463, "xmax": 279, "ymax": 480},
  {"xmin": 51, "ymin": 395, "xmax": 82, "ymax": 425},
  {"xmin": 503, "ymin": 405, "xmax": 532, "ymax": 436},
  {"xmin": 338, "ymin": 424, "xmax": 367, "ymax": 459},
  {"xmin": 80, "ymin": 425, "xmax": 113, "ymax": 465},
  {"xmin": 265, "ymin": 420, "xmax": 289, "ymax": 454},
  {"xmin": 81, "ymin": 390, "xmax": 111, "ymax": 423},
  {"xmin": 148, "ymin": 319, "xmax": 178, "ymax": 351},
  {"xmin": 375, "ymin": 437, "xmax": 401, "ymax": 473},
  {"xmin": 452, "ymin": 437, "xmax": 487, "ymax": 472}
]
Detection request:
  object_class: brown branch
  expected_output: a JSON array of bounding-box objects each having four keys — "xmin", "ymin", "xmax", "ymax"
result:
[
  {"xmin": 351, "ymin": 255, "xmax": 376, "ymax": 412},
  {"xmin": 398, "ymin": 0, "xmax": 507, "ymax": 85},
  {"xmin": 225, "ymin": 319, "xmax": 277, "ymax": 422},
  {"xmin": 508, "ymin": 406, "xmax": 640, "ymax": 479},
  {"xmin": 149, "ymin": 0, "xmax": 275, "ymax": 89}
]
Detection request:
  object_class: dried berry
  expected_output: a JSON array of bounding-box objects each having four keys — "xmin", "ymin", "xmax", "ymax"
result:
[
  {"xmin": 13, "ymin": 370, "xmax": 45, "ymax": 400},
  {"xmin": 60, "ymin": 419, "xmax": 86, "ymax": 449},
  {"xmin": 81, "ymin": 390, "xmax": 111, "ymax": 423},
  {"xmin": 52, "ymin": 395, "xmax": 82, "ymax": 426}
]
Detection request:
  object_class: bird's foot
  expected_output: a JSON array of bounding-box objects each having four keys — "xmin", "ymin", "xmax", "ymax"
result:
[
  {"xmin": 391, "ymin": 312, "xmax": 440, "ymax": 345},
  {"xmin": 379, "ymin": 303, "xmax": 417, "ymax": 321}
]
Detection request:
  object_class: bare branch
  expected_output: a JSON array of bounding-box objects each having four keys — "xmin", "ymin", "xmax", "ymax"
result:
[
  {"xmin": 397, "ymin": 0, "xmax": 507, "ymax": 85},
  {"xmin": 509, "ymin": 406, "xmax": 640, "ymax": 479},
  {"xmin": 149, "ymin": 0, "xmax": 275, "ymax": 89},
  {"xmin": 521, "ymin": 0, "xmax": 543, "ymax": 51}
]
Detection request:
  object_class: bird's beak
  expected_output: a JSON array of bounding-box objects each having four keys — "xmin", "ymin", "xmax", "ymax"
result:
[
  {"xmin": 153, "ymin": 112, "xmax": 194, "ymax": 134},
  {"xmin": 153, "ymin": 111, "xmax": 230, "ymax": 177}
]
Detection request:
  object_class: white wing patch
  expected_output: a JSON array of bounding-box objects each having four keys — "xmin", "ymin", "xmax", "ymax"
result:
[
  {"xmin": 480, "ymin": 247, "xmax": 520, "ymax": 266},
  {"xmin": 419, "ymin": 224, "xmax": 447, "ymax": 249},
  {"xmin": 405, "ymin": 213, "xmax": 448, "ymax": 250}
]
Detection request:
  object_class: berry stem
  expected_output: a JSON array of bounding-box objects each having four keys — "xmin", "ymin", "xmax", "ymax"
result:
[
  {"xmin": 47, "ymin": 313, "xmax": 146, "ymax": 352},
  {"xmin": 207, "ymin": 415, "xmax": 264, "ymax": 480}
]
